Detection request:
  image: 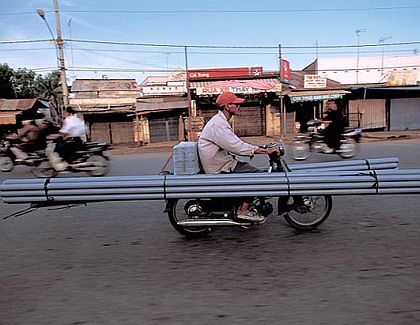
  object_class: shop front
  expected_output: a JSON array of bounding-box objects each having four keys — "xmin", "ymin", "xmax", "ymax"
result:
[{"xmin": 190, "ymin": 77, "xmax": 284, "ymax": 137}]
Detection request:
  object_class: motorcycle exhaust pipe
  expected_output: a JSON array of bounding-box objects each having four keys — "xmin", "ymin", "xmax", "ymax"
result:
[
  {"xmin": 177, "ymin": 219, "xmax": 252, "ymax": 227},
  {"xmin": 70, "ymin": 162, "xmax": 101, "ymax": 171}
]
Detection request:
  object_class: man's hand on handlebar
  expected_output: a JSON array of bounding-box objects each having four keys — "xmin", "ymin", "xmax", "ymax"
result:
[{"xmin": 256, "ymin": 143, "xmax": 285, "ymax": 156}]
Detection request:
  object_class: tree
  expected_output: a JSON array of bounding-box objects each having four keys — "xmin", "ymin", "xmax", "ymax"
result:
[
  {"xmin": 0, "ymin": 63, "xmax": 15, "ymax": 98},
  {"xmin": 13, "ymin": 68, "xmax": 37, "ymax": 98},
  {"xmin": 34, "ymin": 71, "xmax": 63, "ymax": 113}
]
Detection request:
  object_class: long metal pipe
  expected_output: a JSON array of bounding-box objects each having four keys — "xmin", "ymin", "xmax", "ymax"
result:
[
  {"xmin": 2, "ymin": 169, "xmax": 418, "ymax": 193},
  {"xmin": 289, "ymin": 157, "xmax": 398, "ymax": 170},
  {"xmin": 1, "ymin": 169, "xmax": 419, "ymax": 204}
]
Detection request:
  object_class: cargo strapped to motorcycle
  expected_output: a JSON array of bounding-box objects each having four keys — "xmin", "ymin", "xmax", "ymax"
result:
[
  {"xmin": 284, "ymin": 171, "xmax": 291, "ymax": 197},
  {"xmin": 369, "ymin": 170, "xmax": 380, "ymax": 194},
  {"xmin": 44, "ymin": 177, "xmax": 54, "ymax": 202}
]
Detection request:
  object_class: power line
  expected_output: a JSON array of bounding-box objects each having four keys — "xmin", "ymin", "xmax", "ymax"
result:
[
  {"xmin": 0, "ymin": 39, "xmax": 51, "ymax": 44},
  {"xmin": 1, "ymin": 38, "xmax": 419, "ymax": 50},
  {"xmin": 25, "ymin": 64, "xmax": 419, "ymax": 74},
  {"xmin": 66, "ymin": 38, "xmax": 420, "ymax": 49},
  {"xmin": 2, "ymin": 6, "xmax": 420, "ymax": 16}
]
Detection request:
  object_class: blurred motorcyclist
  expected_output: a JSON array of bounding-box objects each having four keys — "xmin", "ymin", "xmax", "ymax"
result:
[
  {"xmin": 321, "ymin": 100, "xmax": 345, "ymax": 153},
  {"xmin": 51, "ymin": 107, "xmax": 86, "ymax": 171},
  {"xmin": 8, "ymin": 120, "xmax": 39, "ymax": 160}
]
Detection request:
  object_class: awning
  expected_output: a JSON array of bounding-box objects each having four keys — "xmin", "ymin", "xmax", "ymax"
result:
[
  {"xmin": 0, "ymin": 111, "xmax": 20, "ymax": 125},
  {"xmin": 289, "ymin": 90, "xmax": 350, "ymax": 103},
  {"xmin": 190, "ymin": 78, "xmax": 282, "ymax": 95}
]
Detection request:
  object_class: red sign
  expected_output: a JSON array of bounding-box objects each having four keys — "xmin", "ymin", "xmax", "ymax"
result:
[
  {"xmin": 188, "ymin": 67, "xmax": 263, "ymax": 80},
  {"xmin": 280, "ymin": 59, "xmax": 291, "ymax": 83}
]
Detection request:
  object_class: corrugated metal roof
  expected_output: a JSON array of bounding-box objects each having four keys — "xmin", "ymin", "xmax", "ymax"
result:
[
  {"xmin": 290, "ymin": 71, "xmax": 344, "ymax": 90},
  {"xmin": 136, "ymin": 97, "xmax": 188, "ymax": 111},
  {"xmin": 0, "ymin": 99, "xmax": 39, "ymax": 111},
  {"xmin": 0, "ymin": 111, "xmax": 20, "ymax": 125},
  {"xmin": 71, "ymin": 79, "xmax": 139, "ymax": 92}
]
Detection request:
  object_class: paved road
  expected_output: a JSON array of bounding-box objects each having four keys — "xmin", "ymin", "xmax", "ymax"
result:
[{"xmin": 1, "ymin": 139, "xmax": 419, "ymax": 324}]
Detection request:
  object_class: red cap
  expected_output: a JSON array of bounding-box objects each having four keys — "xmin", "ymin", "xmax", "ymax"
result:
[{"xmin": 216, "ymin": 92, "xmax": 245, "ymax": 107}]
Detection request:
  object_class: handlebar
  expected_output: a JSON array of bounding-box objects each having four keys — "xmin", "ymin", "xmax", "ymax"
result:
[{"xmin": 259, "ymin": 143, "xmax": 285, "ymax": 156}]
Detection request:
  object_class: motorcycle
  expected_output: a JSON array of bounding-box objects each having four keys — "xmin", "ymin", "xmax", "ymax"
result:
[
  {"xmin": 0, "ymin": 134, "xmax": 46, "ymax": 172},
  {"xmin": 290, "ymin": 119, "xmax": 362, "ymax": 161},
  {"xmin": 31, "ymin": 135, "xmax": 111, "ymax": 178},
  {"xmin": 164, "ymin": 143, "xmax": 332, "ymax": 238}
]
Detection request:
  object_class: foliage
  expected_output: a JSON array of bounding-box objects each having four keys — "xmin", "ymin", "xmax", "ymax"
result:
[
  {"xmin": 0, "ymin": 63, "xmax": 63, "ymax": 112},
  {"xmin": 34, "ymin": 71, "xmax": 63, "ymax": 111},
  {"xmin": 0, "ymin": 63, "xmax": 15, "ymax": 98},
  {"xmin": 13, "ymin": 68, "xmax": 37, "ymax": 98}
]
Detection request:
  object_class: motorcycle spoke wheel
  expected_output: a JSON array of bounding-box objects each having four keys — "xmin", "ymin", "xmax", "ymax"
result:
[
  {"xmin": 87, "ymin": 155, "xmax": 109, "ymax": 177},
  {"xmin": 340, "ymin": 138, "xmax": 359, "ymax": 158},
  {"xmin": 167, "ymin": 199, "xmax": 211, "ymax": 238},
  {"xmin": 0, "ymin": 156, "xmax": 14, "ymax": 172},
  {"xmin": 290, "ymin": 141, "xmax": 310, "ymax": 160},
  {"xmin": 279, "ymin": 195, "xmax": 332, "ymax": 230},
  {"xmin": 31, "ymin": 161, "xmax": 57, "ymax": 178}
]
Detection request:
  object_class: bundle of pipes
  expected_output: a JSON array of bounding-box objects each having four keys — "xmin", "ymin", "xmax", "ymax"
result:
[
  {"xmin": 1, "ymin": 168, "xmax": 418, "ymax": 205},
  {"xmin": 288, "ymin": 157, "xmax": 399, "ymax": 172}
]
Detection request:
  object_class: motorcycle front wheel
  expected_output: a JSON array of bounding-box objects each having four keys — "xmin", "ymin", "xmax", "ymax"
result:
[
  {"xmin": 87, "ymin": 155, "xmax": 109, "ymax": 176},
  {"xmin": 31, "ymin": 161, "xmax": 57, "ymax": 178},
  {"xmin": 339, "ymin": 138, "xmax": 359, "ymax": 159},
  {"xmin": 0, "ymin": 155, "xmax": 14, "ymax": 172},
  {"xmin": 278, "ymin": 195, "xmax": 332, "ymax": 230},
  {"xmin": 166, "ymin": 199, "xmax": 212, "ymax": 238},
  {"xmin": 290, "ymin": 140, "xmax": 310, "ymax": 161}
]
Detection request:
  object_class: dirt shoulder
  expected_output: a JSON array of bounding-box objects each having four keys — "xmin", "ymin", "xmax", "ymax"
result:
[{"xmin": 109, "ymin": 129, "xmax": 420, "ymax": 156}]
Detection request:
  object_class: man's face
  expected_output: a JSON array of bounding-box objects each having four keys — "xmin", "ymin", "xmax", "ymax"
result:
[
  {"xmin": 326, "ymin": 101, "xmax": 337, "ymax": 110},
  {"xmin": 226, "ymin": 103, "xmax": 241, "ymax": 115}
]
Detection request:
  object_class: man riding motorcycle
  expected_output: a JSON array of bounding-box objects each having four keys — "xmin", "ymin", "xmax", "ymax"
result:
[
  {"xmin": 197, "ymin": 91, "xmax": 280, "ymax": 222},
  {"xmin": 52, "ymin": 106, "xmax": 86, "ymax": 171},
  {"xmin": 321, "ymin": 99, "xmax": 345, "ymax": 153}
]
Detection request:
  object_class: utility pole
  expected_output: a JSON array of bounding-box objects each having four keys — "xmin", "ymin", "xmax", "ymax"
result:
[
  {"xmin": 37, "ymin": 1, "xmax": 69, "ymax": 116},
  {"xmin": 184, "ymin": 46, "xmax": 192, "ymax": 140},
  {"xmin": 379, "ymin": 35, "xmax": 392, "ymax": 76},
  {"xmin": 278, "ymin": 44, "xmax": 286, "ymax": 138},
  {"xmin": 355, "ymin": 28, "xmax": 366, "ymax": 84},
  {"xmin": 53, "ymin": 0, "xmax": 69, "ymax": 111}
]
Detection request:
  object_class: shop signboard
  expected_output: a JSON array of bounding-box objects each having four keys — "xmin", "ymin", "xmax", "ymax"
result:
[
  {"xmin": 304, "ymin": 75, "xmax": 327, "ymax": 88},
  {"xmin": 188, "ymin": 67, "xmax": 263, "ymax": 80},
  {"xmin": 280, "ymin": 59, "xmax": 291, "ymax": 83},
  {"xmin": 195, "ymin": 79, "xmax": 282, "ymax": 95},
  {"xmin": 290, "ymin": 93, "xmax": 343, "ymax": 103}
]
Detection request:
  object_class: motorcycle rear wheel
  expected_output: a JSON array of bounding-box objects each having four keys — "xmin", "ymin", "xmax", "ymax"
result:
[
  {"xmin": 31, "ymin": 161, "xmax": 57, "ymax": 178},
  {"xmin": 339, "ymin": 138, "xmax": 359, "ymax": 158},
  {"xmin": 290, "ymin": 140, "xmax": 310, "ymax": 160},
  {"xmin": 0, "ymin": 156, "xmax": 14, "ymax": 172},
  {"xmin": 167, "ymin": 199, "xmax": 212, "ymax": 237},
  {"xmin": 278, "ymin": 195, "xmax": 332, "ymax": 230},
  {"xmin": 87, "ymin": 155, "xmax": 109, "ymax": 176}
]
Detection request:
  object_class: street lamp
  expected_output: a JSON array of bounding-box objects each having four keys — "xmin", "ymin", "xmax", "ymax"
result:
[
  {"xmin": 355, "ymin": 28, "xmax": 366, "ymax": 84},
  {"xmin": 379, "ymin": 35, "xmax": 392, "ymax": 76},
  {"xmin": 37, "ymin": 9, "xmax": 59, "ymax": 67},
  {"xmin": 36, "ymin": 3, "xmax": 69, "ymax": 115}
]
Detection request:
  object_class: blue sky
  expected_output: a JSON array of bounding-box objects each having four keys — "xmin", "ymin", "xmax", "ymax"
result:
[{"xmin": 1, "ymin": 0, "xmax": 419, "ymax": 84}]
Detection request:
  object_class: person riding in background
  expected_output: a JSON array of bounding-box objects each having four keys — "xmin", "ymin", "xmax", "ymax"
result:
[
  {"xmin": 55, "ymin": 106, "xmax": 86, "ymax": 164},
  {"xmin": 198, "ymin": 91, "xmax": 280, "ymax": 222},
  {"xmin": 321, "ymin": 99, "xmax": 345, "ymax": 153}
]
